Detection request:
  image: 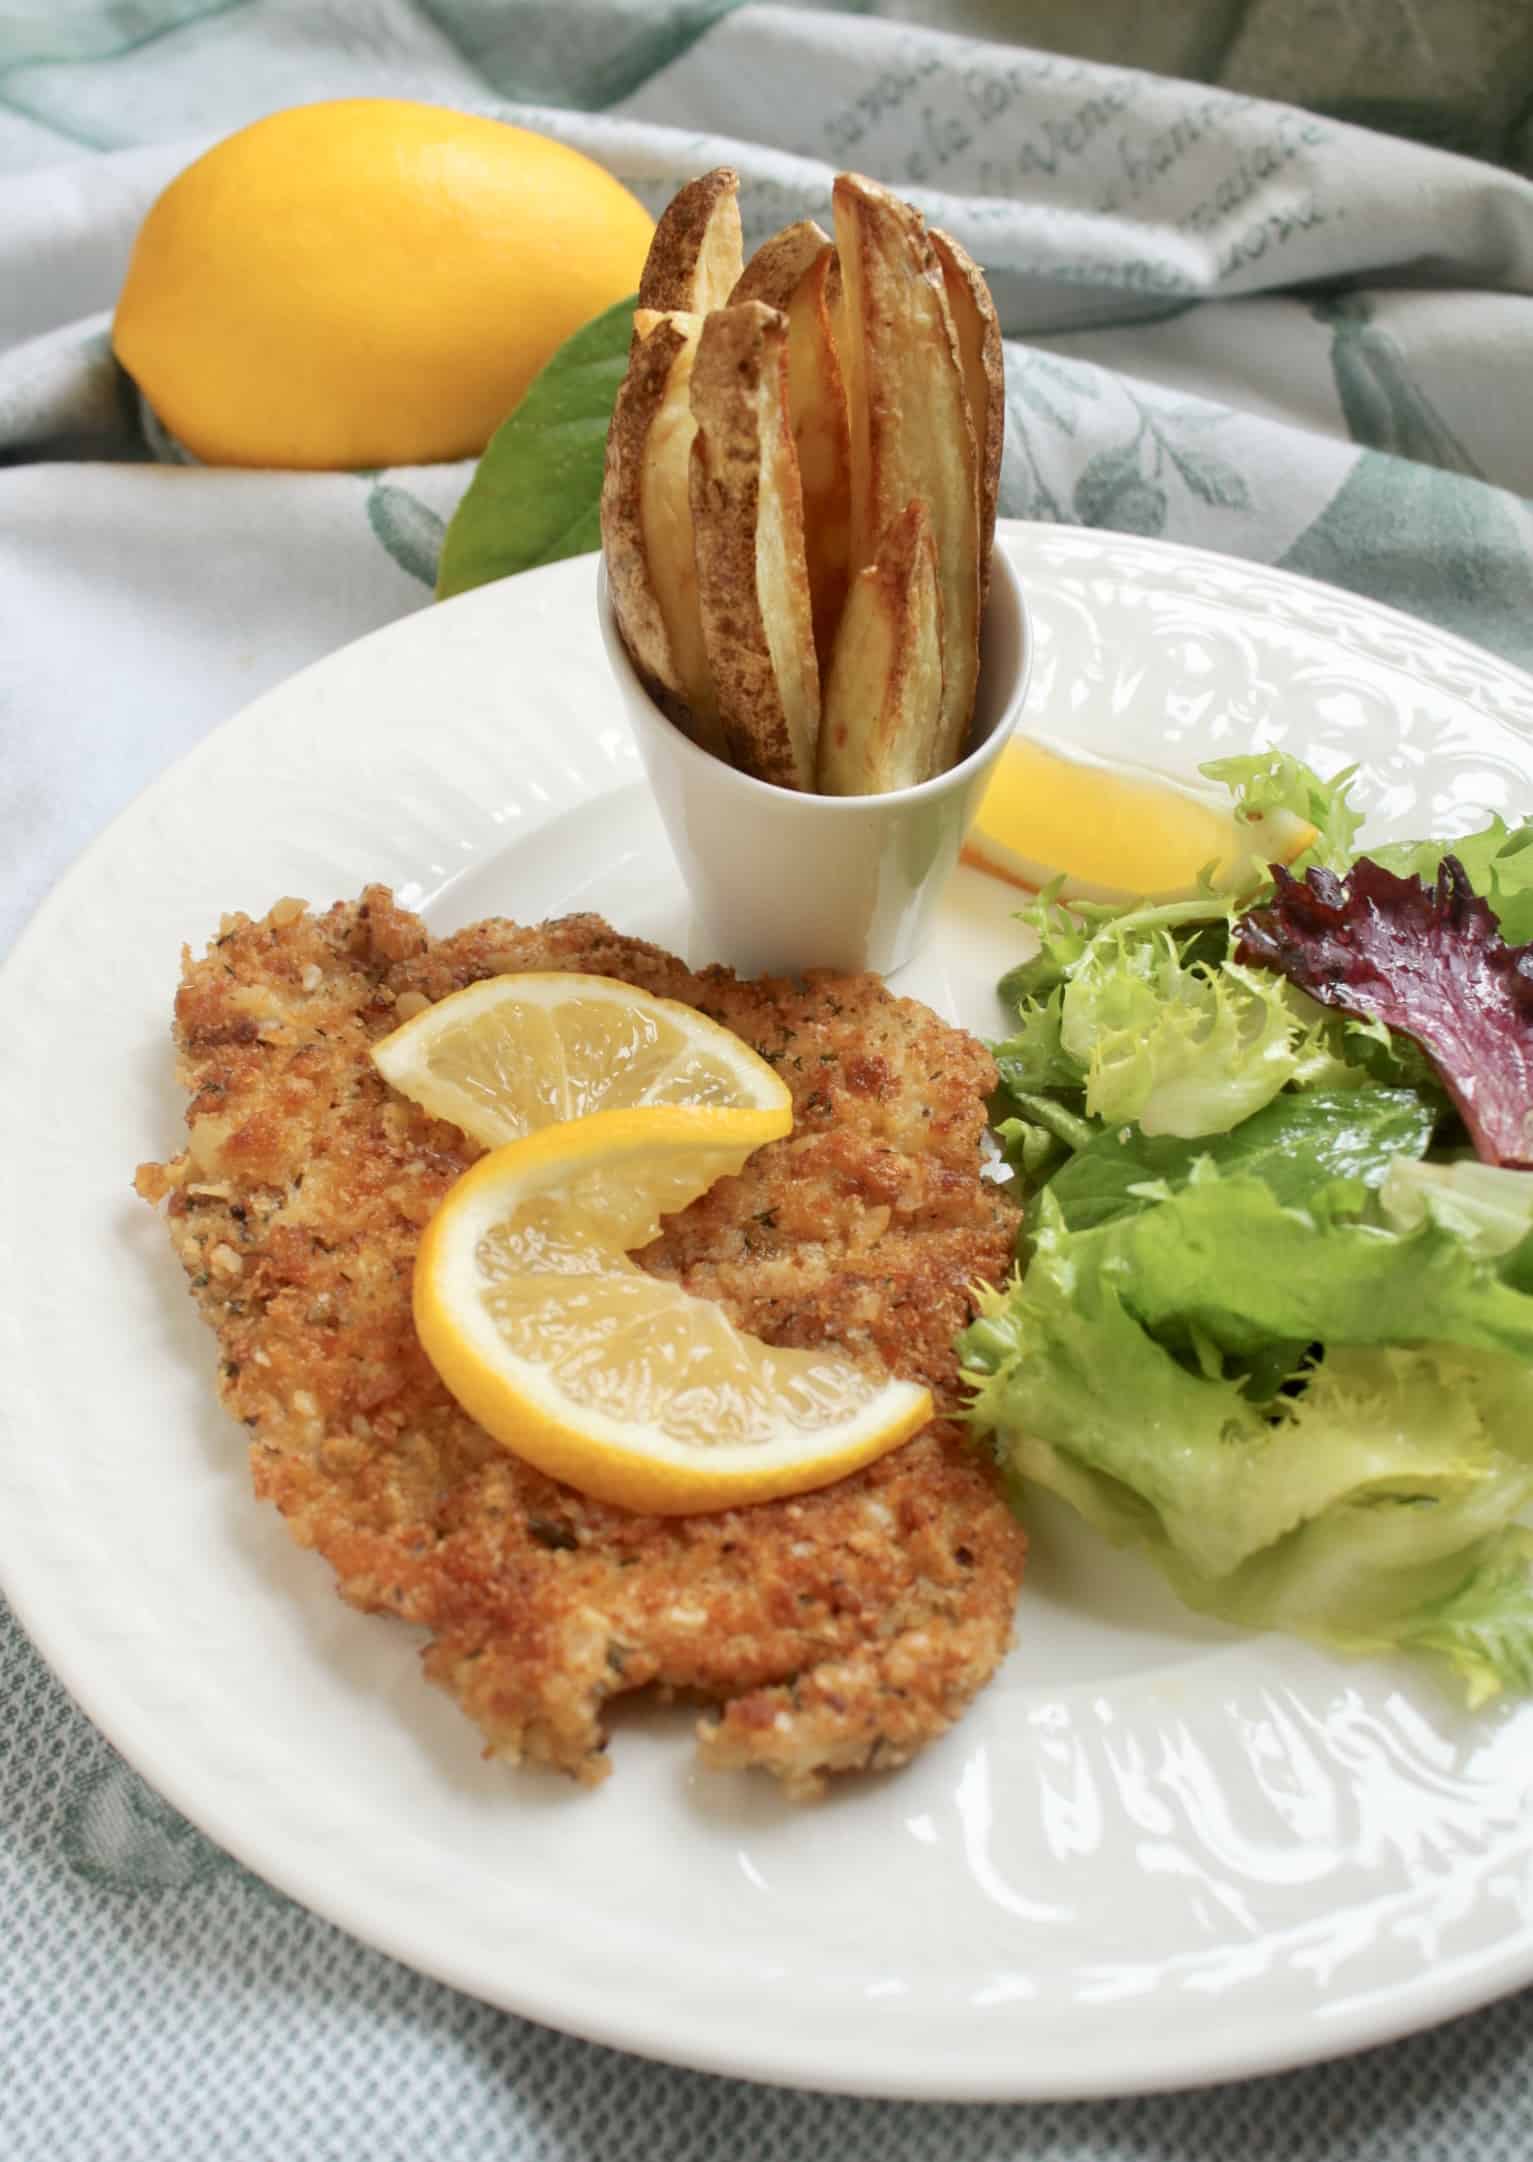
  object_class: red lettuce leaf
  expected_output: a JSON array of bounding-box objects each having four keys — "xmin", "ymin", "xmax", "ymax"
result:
[{"xmin": 1236, "ymin": 855, "xmax": 1533, "ymax": 1167}]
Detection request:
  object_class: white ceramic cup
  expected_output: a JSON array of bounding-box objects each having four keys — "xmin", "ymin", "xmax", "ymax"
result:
[{"xmin": 597, "ymin": 542, "xmax": 1031, "ymax": 977}]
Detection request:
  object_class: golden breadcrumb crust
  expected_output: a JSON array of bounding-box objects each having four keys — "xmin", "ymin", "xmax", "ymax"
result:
[{"xmin": 138, "ymin": 888, "xmax": 1025, "ymax": 1794}]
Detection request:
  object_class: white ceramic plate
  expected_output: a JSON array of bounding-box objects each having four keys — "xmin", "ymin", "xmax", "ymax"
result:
[{"xmin": 3, "ymin": 526, "xmax": 1533, "ymax": 2103}]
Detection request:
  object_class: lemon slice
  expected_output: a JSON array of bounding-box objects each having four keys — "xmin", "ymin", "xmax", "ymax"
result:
[
  {"xmin": 962, "ymin": 736, "xmax": 1318, "ymax": 904},
  {"xmin": 415, "ymin": 1108, "xmax": 933, "ymax": 1513},
  {"xmin": 372, "ymin": 972, "xmax": 791, "ymax": 1148}
]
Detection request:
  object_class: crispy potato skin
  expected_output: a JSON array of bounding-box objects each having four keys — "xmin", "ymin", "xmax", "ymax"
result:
[
  {"xmin": 140, "ymin": 890, "xmax": 1025, "ymax": 1797},
  {"xmin": 637, "ymin": 166, "xmax": 743, "ymax": 313},
  {"xmin": 931, "ymin": 228, "xmax": 1005, "ymax": 608},
  {"xmin": 602, "ymin": 312, "xmax": 729, "ymax": 757},
  {"xmin": 688, "ymin": 302, "xmax": 821, "ymax": 789},
  {"xmin": 785, "ymin": 245, "xmax": 853, "ymax": 672},
  {"xmin": 729, "ymin": 217, "xmax": 829, "ymax": 309},
  {"xmin": 833, "ymin": 174, "xmax": 981, "ymax": 774},
  {"xmin": 731, "ymin": 232, "xmax": 853, "ymax": 673},
  {"xmin": 602, "ymin": 316, "xmax": 701, "ymax": 735}
]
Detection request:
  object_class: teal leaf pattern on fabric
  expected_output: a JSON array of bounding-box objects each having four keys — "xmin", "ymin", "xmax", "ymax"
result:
[
  {"xmin": 1281, "ymin": 452, "xmax": 1533, "ymax": 674},
  {"xmin": 61, "ymin": 1761, "xmax": 234, "ymax": 1895},
  {"xmin": 1068, "ymin": 402, "xmax": 1249, "ymax": 534},
  {"xmin": 414, "ymin": 0, "xmax": 745, "ymax": 112},
  {"xmin": 1291, "ymin": 287, "xmax": 1533, "ymax": 667},
  {"xmin": 1014, "ymin": 371, "xmax": 1079, "ymax": 435},
  {"xmin": 1317, "ymin": 294, "xmax": 1483, "ymax": 475},
  {"xmin": 367, "ymin": 482, "xmax": 446, "ymax": 589},
  {"xmin": 1010, "ymin": 351, "xmax": 1252, "ymax": 543},
  {"xmin": 1073, "ymin": 441, "xmax": 1150, "ymax": 526},
  {"xmin": 1165, "ymin": 439, "xmax": 1250, "ymax": 509}
]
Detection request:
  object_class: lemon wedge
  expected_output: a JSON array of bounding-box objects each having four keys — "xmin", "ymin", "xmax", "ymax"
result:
[
  {"xmin": 962, "ymin": 735, "xmax": 1318, "ymax": 904},
  {"xmin": 414, "ymin": 1109, "xmax": 932, "ymax": 1513},
  {"xmin": 372, "ymin": 971, "xmax": 791, "ymax": 1149}
]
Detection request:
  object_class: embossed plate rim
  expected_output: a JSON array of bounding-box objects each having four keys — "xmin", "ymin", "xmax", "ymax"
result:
[{"xmin": 1, "ymin": 528, "xmax": 1532, "ymax": 2100}]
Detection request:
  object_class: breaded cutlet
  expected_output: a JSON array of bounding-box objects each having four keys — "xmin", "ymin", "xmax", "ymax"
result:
[{"xmin": 137, "ymin": 887, "xmax": 1026, "ymax": 1795}]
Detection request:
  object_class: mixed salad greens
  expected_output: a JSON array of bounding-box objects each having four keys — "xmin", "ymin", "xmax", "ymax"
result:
[{"xmin": 960, "ymin": 751, "xmax": 1533, "ymax": 1703}]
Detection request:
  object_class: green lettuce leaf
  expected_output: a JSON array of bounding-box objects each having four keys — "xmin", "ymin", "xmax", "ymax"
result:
[
  {"xmin": 994, "ymin": 1115, "xmax": 1069, "ymax": 1190},
  {"xmin": 1200, "ymin": 747, "xmax": 1364, "ymax": 871},
  {"xmin": 436, "ymin": 296, "xmax": 633, "ymax": 600},
  {"xmin": 991, "ymin": 757, "xmax": 1383, "ymax": 1141},
  {"xmin": 975, "ymin": 752, "xmax": 1533, "ymax": 1703},
  {"xmin": 997, "ymin": 889, "xmax": 1229, "ymax": 1012},
  {"xmin": 1046, "ymin": 1085, "xmax": 1434, "ymax": 1234},
  {"xmin": 960, "ymin": 1174, "xmax": 1533, "ymax": 1698},
  {"xmin": 1381, "ymin": 1158, "xmax": 1533, "ymax": 1290},
  {"xmin": 992, "ymin": 988, "xmax": 1081, "ymax": 1099},
  {"xmin": 1391, "ymin": 1530, "xmax": 1533, "ymax": 1706},
  {"xmin": 1092, "ymin": 1165, "xmax": 1533, "ymax": 1366},
  {"xmin": 1060, "ymin": 935, "xmax": 1299, "ymax": 1135},
  {"xmin": 1368, "ymin": 814, "xmax": 1533, "ymax": 943}
]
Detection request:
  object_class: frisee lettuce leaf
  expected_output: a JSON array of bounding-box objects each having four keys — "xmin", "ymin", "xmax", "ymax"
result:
[
  {"xmin": 1200, "ymin": 747, "xmax": 1364, "ymax": 871},
  {"xmin": 992, "ymin": 986, "xmax": 1081, "ymax": 1100},
  {"xmin": 1390, "ymin": 1529, "xmax": 1533, "ymax": 1707},
  {"xmin": 960, "ymin": 1176, "xmax": 1533, "ymax": 1695},
  {"xmin": 1060, "ymin": 934, "xmax": 1299, "ymax": 1135},
  {"xmin": 997, "ymin": 888, "xmax": 1229, "ymax": 1011},
  {"xmin": 991, "ymin": 758, "xmax": 1392, "ymax": 1142}
]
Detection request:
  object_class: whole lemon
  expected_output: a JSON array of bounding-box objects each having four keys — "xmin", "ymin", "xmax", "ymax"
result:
[{"xmin": 112, "ymin": 99, "xmax": 655, "ymax": 469}]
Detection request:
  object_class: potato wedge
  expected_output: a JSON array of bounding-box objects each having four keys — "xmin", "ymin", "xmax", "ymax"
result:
[
  {"xmin": 818, "ymin": 498, "xmax": 944, "ymax": 796},
  {"xmin": 637, "ymin": 167, "xmax": 743, "ymax": 314},
  {"xmin": 832, "ymin": 173, "xmax": 980, "ymax": 774},
  {"xmin": 729, "ymin": 217, "xmax": 829, "ymax": 309},
  {"xmin": 600, "ymin": 309, "xmax": 726, "ymax": 756},
  {"xmin": 931, "ymin": 228, "xmax": 1004, "ymax": 606},
  {"xmin": 688, "ymin": 302, "xmax": 820, "ymax": 791},
  {"xmin": 782, "ymin": 243, "xmax": 853, "ymax": 673},
  {"xmin": 731, "ymin": 231, "xmax": 850, "ymax": 669}
]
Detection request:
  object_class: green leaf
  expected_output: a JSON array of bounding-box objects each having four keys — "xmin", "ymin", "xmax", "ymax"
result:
[
  {"xmin": 996, "ymin": 884, "xmax": 1094, "ymax": 1006},
  {"xmin": 1003, "ymin": 1090, "xmax": 1099, "ymax": 1156},
  {"xmin": 1046, "ymin": 1086, "xmax": 1435, "ymax": 1234},
  {"xmin": 1393, "ymin": 1530, "xmax": 1533, "ymax": 1706},
  {"xmin": 1368, "ymin": 814, "xmax": 1533, "ymax": 941},
  {"xmin": 1380, "ymin": 1158, "xmax": 1533, "ymax": 1287},
  {"xmin": 998, "ymin": 887, "xmax": 1231, "ymax": 1012},
  {"xmin": 961, "ymin": 1176, "xmax": 1533, "ymax": 1695},
  {"xmin": 435, "ymin": 296, "xmax": 635, "ymax": 600},
  {"xmin": 1060, "ymin": 935, "xmax": 1299, "ymax": 1136},
  {"xmin": 1092, "ymin": 1164, "xmax": 1533, "ymax": 1371},
  {"xmin": 992, "ymin": 987, "xmax": 1081, "ymax": 1097},
  {"xmin": 993, "ymin": 1114, "xmax": 1070, "ymax": 1194},
  {"xmin": 1201, "ymin": 748, "xmax": 1364, "ymax": 872}
]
